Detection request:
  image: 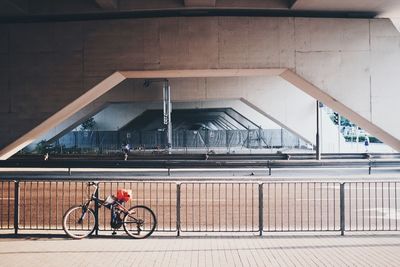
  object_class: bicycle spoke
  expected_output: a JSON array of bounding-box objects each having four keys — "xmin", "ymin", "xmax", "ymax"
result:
[
  {"xmin": 63, "ymin": 205, "xmax": 96, "ymax": 239},
  {"xmin": 123, "ymin": 206, "xmax": 156, "ymax": 239}
]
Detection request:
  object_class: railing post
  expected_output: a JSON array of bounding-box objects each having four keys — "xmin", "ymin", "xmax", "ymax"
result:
[
  {"xmin": 368, "ymin": 161, "xmax": 372, "ymax": 175},
  {"xmin": 176, "ymin": 183, "xmax": 181, "ymax": 237},
  {"xmin": 267, "ymin": 161, "xmax": 271, "ymax": 176},
  {"xmin": 259, "ymin": 183, "xmax": 263, "ymax": 236},
  {"xmin": 14, "ymin": 180, "xmax": 20, "ymax": 235},
  {"xmin": 340, "ymin": 183, "xmax": 345, "ymax": 236},
  {"xmin": 94, "ymin": 183, "xmax": 99, "ymax": 236}
]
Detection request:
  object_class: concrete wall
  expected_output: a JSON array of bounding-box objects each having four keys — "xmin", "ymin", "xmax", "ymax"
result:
[{"xmin": 0, "ymin": 17, "xmax": 399, "ymax": 152}]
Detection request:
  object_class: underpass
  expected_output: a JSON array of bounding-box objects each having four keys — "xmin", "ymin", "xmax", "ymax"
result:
[{"xmin": 2, "ymin": 0, "xmax": 400, "ymax": 265}]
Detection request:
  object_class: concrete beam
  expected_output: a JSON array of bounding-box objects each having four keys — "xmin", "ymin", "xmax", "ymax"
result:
[
  {"xmin": 240, "ymin": 98, "xmax": 313, "ymax": 145},
  {"xmin": 0, "ymin": 72, "xmax": 125, "ymax": 160},
  {"xmin": 95, "ymin": 0, "xmax": 118, "ymax": 10},
  {"xmin": 43, "ymin": 102, "xmax": 110, "ymax": 144},
  {"xmin": 390, "ymin": 18, "xmax": 400, "ymax": 33},
  {"xmin": 280, "ymin": 69, "xmax": 400, "ymax": 152},
  {"xmin": 184, "ymin": 0, "xmax": 216, "ymax": 7},
  {"xmin": 120, "ymin": 69, "xmax": 286, "ymax": 78},
  {"xmin": 288, "ymin": 0, "xmax": 297, "ymax": 9}
]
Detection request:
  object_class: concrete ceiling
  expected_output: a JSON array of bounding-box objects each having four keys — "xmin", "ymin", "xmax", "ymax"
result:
[{"xmin": 1, "ymin": 0, "xmax": 400, "ymax": 21}]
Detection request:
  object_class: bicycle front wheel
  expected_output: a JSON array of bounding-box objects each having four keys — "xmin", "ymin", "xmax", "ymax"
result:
[
  {"xmin": 62, "ymin": 205, "xmax": 96, "ymax": 239},
  {"xmin": 123, "ymin": 205, "xmax": 157, "ymax": 239}
]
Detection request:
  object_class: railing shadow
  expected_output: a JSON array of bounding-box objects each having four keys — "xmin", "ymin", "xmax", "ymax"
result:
[{"xmin": 1, "ymin": 232, "xmax": 400, "ymax": 241}]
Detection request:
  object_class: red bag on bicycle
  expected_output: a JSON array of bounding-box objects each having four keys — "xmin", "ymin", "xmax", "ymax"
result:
[{"xmin": 117, "ymin": 189, "xmax": 132, "ymax": 202}]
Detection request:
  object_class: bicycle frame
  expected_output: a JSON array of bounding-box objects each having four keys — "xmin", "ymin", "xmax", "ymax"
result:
[{"xmin": 84, "ymin": 182, "xmax": 131, "ymax": 215}]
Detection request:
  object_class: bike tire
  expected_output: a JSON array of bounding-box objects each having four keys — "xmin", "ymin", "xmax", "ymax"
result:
[
  {"xmin": 123, "ymin": 205, "xmax": 157, "ymax": 239},
  {"xmin": 62, "ymin": 205, "xmax": 96, "ymax": 239}
]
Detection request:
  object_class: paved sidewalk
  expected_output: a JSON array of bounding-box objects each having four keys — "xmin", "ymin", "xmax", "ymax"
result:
[{"xmin": 1, "ymin": 234, "xmax": 400, "ymax": 266}]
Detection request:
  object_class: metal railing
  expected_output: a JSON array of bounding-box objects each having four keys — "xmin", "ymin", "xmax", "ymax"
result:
[
  {"xmin": 345, "ymin": 182, "xmax": 400, "ymax": 231},
  {"xmin": 2, "ymin": 157, "xmax": 400, "ymax": 176},
  {"xmin": 0, "ymin": 180, "xmax": 14, "ymax": 230},
  {"xmin": 179, "ymin": 183, "xmax": 260, "ymax": 233},
  {"xmin": 52, "ymin": 128, "xmax": 305, "ymax": 153},
  {"xmin": 263, "ymin": 182, "xmax": 340, "ymax": 232},
  {"xmin": 1, "ymin": 178, "xmax": 400, "ymax": 236}
]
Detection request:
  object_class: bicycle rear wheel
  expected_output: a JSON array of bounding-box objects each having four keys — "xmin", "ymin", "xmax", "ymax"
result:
[
  {"xmin": 123, "ymin": 205, "xmax": 157, "ymax": 239},
  {"xmin": 63, "ymin": 205, "xmax": 96, "ymax": 239}
]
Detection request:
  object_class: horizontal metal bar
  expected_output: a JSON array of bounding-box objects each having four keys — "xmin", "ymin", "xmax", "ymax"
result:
[
  {"xmin": 344, "ymin": 229, "xmax": 400, "ymax": 232},
  {"xmin": 2, "ymin": 159, "xmax": 400, "ymax": 169},
  {"xmin": 263, "ymin": 229, "xmax": 341, "ymax": 232},
  {"xmin": 11, "ymin": 153, "xmax": 400, "ymax": 161},
  {"xmin": 1, "ymin": 177, "xmax": 400, "ymax": 183},
  {"xmin": 180, "ymin": 230, "xmax": 260, "ymax": 233}
]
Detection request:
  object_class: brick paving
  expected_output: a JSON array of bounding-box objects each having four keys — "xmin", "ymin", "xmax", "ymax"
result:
[{"xmin": 1, "ymin": 234, "xmax": 400, "ymax": 266}]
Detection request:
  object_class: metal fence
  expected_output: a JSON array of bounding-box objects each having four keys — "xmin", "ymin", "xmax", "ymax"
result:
[
  {"xmin": 1, "ymin": 179, "xmax": 400, "ymax": 236},
  {"xmin": 0, "ymin": 181, "xmax": 14, "ymax": 230},
  {"xmin": 180, "ymin": 183, "xmax": 259, "ymax": 232},
  {"xmin": 51, "ymin": 129, "xmax": 309, "ymax": 154},
  {"xmin": 345, "ymin": 182, "xmax": 400, "ymax": 231},
  {"xmin": 263, "ymin": 182, "xmax": 340, "ymax": 232}
]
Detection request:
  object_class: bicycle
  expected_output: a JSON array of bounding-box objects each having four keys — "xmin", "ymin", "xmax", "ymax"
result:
[{"xmin": 62, "ymin": 182, "xmax": 157, "ymax": 239}]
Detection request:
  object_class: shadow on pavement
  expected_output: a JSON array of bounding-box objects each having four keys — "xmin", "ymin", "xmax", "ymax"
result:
[{"xmin": 1, "ymin": 232, "xmax": 400, "ymax": 241}]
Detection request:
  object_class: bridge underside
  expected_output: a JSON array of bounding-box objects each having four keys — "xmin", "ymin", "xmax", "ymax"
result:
[{"xmin": 0, "ymin": 17, "xmax": 400, "ymax": 158}]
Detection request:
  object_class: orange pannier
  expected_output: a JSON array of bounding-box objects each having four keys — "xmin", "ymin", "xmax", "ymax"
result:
[{"xmin": 117, "ymin": 189, "xmax": 132, "ymax": 202}]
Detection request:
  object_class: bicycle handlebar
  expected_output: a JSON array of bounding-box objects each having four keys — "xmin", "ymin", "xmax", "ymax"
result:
[{"xmin": 87, "ymin": 181, "xmax": 99, "ymax": 187}]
